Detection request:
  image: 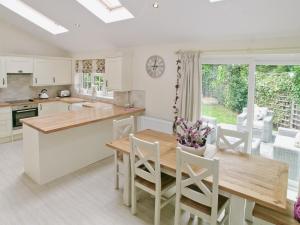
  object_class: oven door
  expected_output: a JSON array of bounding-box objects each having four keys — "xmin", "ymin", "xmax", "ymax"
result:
[{"xmin": 12, "ymin": 108, "xmax": 38, "ymax": 129}]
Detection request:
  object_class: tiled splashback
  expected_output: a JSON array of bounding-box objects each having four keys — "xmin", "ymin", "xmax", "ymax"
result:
[
  {"xmin": 113, "ymin": 90, "xmax": 145, "ymax": 108},
  {"xmin": 0, "ymin": 75, "xmax": 71, "ymax": 102}
]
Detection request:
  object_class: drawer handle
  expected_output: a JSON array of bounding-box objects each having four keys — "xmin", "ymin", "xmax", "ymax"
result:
[{"xmin": 18, "ymin": 70, "xmax": 23, "ymax": 73}]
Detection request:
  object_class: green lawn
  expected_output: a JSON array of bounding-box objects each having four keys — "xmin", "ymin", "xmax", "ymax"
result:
[{"xmin": 202, "ymin": 104, "xmax": 237, "ymax": 125}]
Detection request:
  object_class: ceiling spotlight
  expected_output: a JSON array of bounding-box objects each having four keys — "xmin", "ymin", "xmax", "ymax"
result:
[{"xmin": 153, "ymin": 0, "xmax": 159, "ymax": 8}]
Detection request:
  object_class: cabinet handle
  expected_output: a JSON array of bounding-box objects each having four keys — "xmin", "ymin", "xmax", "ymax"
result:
[
  {"xmin": 106, "ymin": 80, "xmax": 108, "ymax": 87},
  {"xmin": 2, "ymin": 78, "xmax": 5, "ymax": 86},
  {"xmin": 40, "ymin": 104, "xmax": 42, "ymax": 111},
  {"xmin": 53, "ymin": 77, "xmax": 56, "ymax": 83},
  {"xmin": 18, "ymin": 70, "xmax": 23, "ymax": 73},
  {"xmin": 68, "ymin": 105, "xmax": 71, "ymax": 111},
  {"xmin": 35, "ymin": 78, "xmax": 37, "ymax": 84}
]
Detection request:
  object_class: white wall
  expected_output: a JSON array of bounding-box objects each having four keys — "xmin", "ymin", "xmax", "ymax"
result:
[
  {"xmin": 130, "ymin": 38, "xmax": 300, "ymax": 121},
  {"xmin": 0, "ymin": 20, "xmax": 69, "ymax": 57}
]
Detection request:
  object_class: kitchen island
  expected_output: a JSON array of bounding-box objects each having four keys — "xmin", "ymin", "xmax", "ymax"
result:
[{"xmin": 21, "ymin": 102, "xmax": 144, "ymax": 184}]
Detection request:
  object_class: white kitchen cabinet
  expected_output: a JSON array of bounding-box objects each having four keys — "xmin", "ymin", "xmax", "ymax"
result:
[
  {"xmin": 33, "ymin": 58, "xmax": 72, "ymax": 86},
  {"xmin": 0, "ymin": 58, "xmax": 7, "ymax": 88},
  {"xmin": 33, "ymin": 59, "xmax": 53, "ymax": 86},
  {"xmin": 38, "ymin": 102, "xmax": 70, "ymax": 116},
  {"xmin": 104, "ymin": 56, "xmax": 132, "ymax": 91},
  {"xmin": 53, "ymin": 59, "xmax": 72, "ymax": 85},
  {"xmin": 0, "ymin": 107, "xmax": 12, "ymax": 138},
  {"xmin": 5, "ymin": 57, "xmax": 33, "ymax": 74}
]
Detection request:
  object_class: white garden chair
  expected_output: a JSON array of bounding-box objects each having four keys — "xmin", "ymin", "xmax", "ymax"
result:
[
  {"xmin": 130, "ymin": 134, "xmax": 176, "ymax": 225},
  {"xmin": 113, "ymin": 116, "xmax": 135, "ymax": 190},
  {"xmin": 174, "ymin": 147, "xmax": 230, "ymax": 225}
]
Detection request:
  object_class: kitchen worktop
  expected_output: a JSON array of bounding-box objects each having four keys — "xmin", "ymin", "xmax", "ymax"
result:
[
  {"xmin": 3, "ymin": 97, "xmax": 87, "ymax": 106},
  {"xmin": 21, "ymin": 103, "xmax": 145, "ymax": 134},
  {"xmin": 0, "ymin": 102, "xmax": 11, "ymax": 108}
]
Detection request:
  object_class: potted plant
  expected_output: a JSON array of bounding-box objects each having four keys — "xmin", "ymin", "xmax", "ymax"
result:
[{"xmin": 175, "ymin": 117, "xmax": 213, "ymax": 156}]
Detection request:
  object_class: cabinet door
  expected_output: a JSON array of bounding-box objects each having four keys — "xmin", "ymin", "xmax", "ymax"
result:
[
  {"xmin": 105, "ymin": 57, "xmax": 122, "ymax": 90},
  {"xmin": 0, "ymin": 58, "xmax": 7, "ymax": 88},
  {"xmin": 5, "ymin": 57, "xmax": 33, "ymax": 74},
  {"xmin": 53, "ymin": 59, "xmax": 72, "ymax": 85},
  {"xmin": 39, "ymin": 102, "xmax": 69, "ymax": 116},
  {"xmin": 0, "ymin": 107, "xmax": 12, "ymax": 138},
  {"xmin": 33, "ymin": 59, "xmax": 53, "ymax": 86}
]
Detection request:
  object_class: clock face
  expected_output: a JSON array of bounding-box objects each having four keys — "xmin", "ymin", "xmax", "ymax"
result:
[{"xmin": 146, "ymin": 55, "xmax": 165, "ymax": 78}]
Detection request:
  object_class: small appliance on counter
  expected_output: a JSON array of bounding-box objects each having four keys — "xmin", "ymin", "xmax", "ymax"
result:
[
  {"xmin": 58, "ymin": 90, "xmax": 71, "ymax": 97},
  {"xmin": 39, "ymin": 89, "xmax": 49, "ymax": 99}
]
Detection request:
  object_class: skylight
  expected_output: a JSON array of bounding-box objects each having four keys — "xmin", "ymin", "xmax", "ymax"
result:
[
  {"xmin": 76, "ymin": 0, "xmax": 134, "ymax": 23},
  {"xmin": 0, "ymin": 0, "xmax": 68, "ymax": 35}
]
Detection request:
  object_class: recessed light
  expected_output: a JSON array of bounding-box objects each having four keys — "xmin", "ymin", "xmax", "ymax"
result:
[
  {"xmin": 75, "ymin": 0, "xmax": 134, "ymax": 23},
  {"xmin": 0, "ymin": 0, "xmax": 68, "ymax": 35},
  {"xmin": 153, "ymin": 0, "xmax": 159, "ymax": 8}
]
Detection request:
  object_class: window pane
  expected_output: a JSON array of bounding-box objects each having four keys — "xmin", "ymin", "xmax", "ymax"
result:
[
  {"xmin": 202, "ymin": 64, "xmax": 249, "ymax": 125},
  {"xmin": 254, "ymin": 64, "xmax": 300, "ymax": 199}
]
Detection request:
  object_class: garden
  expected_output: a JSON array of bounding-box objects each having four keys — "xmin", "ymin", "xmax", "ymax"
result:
[{"xmin": 202, "ymin": 64, "xmax": 300, "ymax": 130}]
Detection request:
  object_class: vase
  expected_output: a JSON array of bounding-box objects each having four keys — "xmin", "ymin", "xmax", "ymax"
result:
[{"xmin": 177, "ymin": 143, "xmax": 206, "ymax": 156}]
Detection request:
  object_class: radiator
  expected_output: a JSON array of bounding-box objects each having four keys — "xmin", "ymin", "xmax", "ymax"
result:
[{"xmin": 137, "ymin": 116, "xmax": 173, "ymax": 134}]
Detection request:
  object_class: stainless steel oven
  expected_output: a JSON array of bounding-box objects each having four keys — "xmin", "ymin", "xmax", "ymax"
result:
[{"xmin": 12, "ymin": 104, "xmax": 38, "ymax": 130}]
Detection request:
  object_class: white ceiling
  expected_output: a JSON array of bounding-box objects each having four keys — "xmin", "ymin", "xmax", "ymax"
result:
[{"xmin": 0, "ymin": 0, "xmax": 299, "ymax": 54}]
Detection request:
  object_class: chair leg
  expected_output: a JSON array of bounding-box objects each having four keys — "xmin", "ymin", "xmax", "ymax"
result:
[
  {"xmin": 154, "ymin": 193, "xmax": 161, "ymax": 225},
  {"xmin": 131, "ymin": 185, "xmax": 137, "ymax": 215},
  {"xmin": 114, "ymin": 152, "xmax": 119, "ymax": 190},
  {"xmin": 224, "ymin": 204, "xmax": 230, "ymax": 225},
  {"xmin": 174, "ymin": 200, "xmax": 181, "ymax": 225}
]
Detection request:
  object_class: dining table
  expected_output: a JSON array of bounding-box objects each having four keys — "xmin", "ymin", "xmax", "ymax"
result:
[{"xmin": 106, "ymin": 129, "xmax": 289, "ymax": 225}]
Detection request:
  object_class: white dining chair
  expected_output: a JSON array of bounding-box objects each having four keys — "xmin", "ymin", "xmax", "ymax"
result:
[
  {"xmin": 174, "ymin": 147, "xmax": 230, "ymax": 225},
  {"xmin": 252, "ymin": 179, "xmax": 300, "ymax": 225},
  {"xmin": 113, "ymin": 116, "xmax": 135, "ymax": 190},
  {"xmin": 216, "ymin": 126, "xmax": 249, "ymax": 153},
  {"xmin": 129, "ymin": 134, "xmax": 176, "ymax": 225}
]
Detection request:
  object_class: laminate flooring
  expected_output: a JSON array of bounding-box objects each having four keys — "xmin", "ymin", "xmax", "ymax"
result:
[{"xmin": 0, "ymin": 140, "xmax": 249, "ymax": 225}]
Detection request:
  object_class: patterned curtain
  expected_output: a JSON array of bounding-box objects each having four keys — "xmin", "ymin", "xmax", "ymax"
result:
[{"xmin": 75, "ymin": 59, "xmax": 105, "ymax": 73}]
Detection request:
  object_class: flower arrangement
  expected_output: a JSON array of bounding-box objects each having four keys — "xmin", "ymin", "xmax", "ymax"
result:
[
  {"xmin": 295, "ymin": 197, "xmax": 300, "ymax": 222},
  {"xmin": 175, "ymin": 117, "xmax": 213, "ymax": 149}
]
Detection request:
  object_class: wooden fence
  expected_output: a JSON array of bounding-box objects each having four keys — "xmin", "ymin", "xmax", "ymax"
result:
[{"xmin": 277, "ymin": 96, "xmax": 300, "ymax": 130}]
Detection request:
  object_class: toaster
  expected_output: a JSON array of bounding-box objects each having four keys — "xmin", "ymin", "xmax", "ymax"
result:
[{"xmin": 58, "ymin": 90, "xmax": 71, "ymax": 97}]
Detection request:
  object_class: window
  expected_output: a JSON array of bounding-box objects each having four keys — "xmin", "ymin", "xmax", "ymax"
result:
[{"xmin": 80, "ymin": 73, "xmax": 112, "ymax": 98}]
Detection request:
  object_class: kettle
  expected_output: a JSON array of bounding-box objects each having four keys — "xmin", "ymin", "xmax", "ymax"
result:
[{"xmin": 39, "ymin": 89, "xmax": 49, "ymax": 99}]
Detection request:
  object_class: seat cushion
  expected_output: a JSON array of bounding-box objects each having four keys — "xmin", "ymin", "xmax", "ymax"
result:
[
  {"xmin": 253, "ymin": 200, "xmax": 298, "ymax": 225},
  {"xmin": 135, "ymin": 173, "xmax": 175, "ymax": 191},
  {"xmin": 180, "ymin": 194, "xmax": 229, "ymax": 216}
]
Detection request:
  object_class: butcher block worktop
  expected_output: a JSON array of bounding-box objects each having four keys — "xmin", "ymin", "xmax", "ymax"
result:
[
  {"xmin": 0, "ymin": 102, "xmax": 11, "ymax": 108},
  {"xmin": 21, "ymin": 103, "xmax": 145, "ymax": 134}
]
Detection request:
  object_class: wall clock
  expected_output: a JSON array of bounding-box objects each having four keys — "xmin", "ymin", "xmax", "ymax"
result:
[{"xmin": 145, "ymin": 55, "xmax": 165, "ymax": 78}]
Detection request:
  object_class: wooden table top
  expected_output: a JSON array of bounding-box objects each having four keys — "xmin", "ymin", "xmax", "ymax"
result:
[
  {"xmin": 21, "ymin": 104, "xmax": 145, "ymax": 134},
  {"xmin": 106, "ymin": 129, "xmax": 289, "ymax": 212}
]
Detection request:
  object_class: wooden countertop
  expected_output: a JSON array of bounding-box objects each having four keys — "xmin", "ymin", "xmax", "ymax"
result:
[
  {"xmin": 0, "ymin": 102, "xmax": 11, "ymax": 108},
  {"xmin": 21, "ymin": 103, "xmax": 145, "ymax": 134},
  {"xmin": 32, "ymin": 97, "xmax": 87, "ymax": 104}
]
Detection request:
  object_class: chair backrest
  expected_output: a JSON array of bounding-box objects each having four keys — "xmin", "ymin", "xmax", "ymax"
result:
[
  {"xmin": 216, "ymin": 126, "xmax": 249, "ymax": 153},
  {"xmin": 129, "ymin": 134, "xmax": 161, "ymax": 186},
  {"xmin": 113, "ymin": 116, "xmax": 135, "ymax": 140},
  {"xmin": 176, "ymin": 147, "xmax": 219, "ymax": 223}
]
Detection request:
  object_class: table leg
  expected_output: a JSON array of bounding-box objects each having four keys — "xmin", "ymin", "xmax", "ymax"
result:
[
  {"xmin": 123, "ymin": 154, "xmax": 131, "ymax": 206},
  {"xmin": 245, "ymin": 200, "xmax": 255, "ymax": 222},
  {"xmin": 229, "ymin": 195, "xmax": 246, "ymax": 225}
]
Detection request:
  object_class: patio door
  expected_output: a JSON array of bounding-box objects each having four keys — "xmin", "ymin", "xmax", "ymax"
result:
[
  {"xmin": 201, "ymin": 63, "xmax": 249, "ymax": 144},
  {"xmin": 252, "ymin": 64, "xmax": 300, "ymax": 199}
]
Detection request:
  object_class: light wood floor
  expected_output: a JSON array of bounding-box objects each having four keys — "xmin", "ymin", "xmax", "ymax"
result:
[{"xmin": 0, "ymin": 140, "xmax": 250, "ymax": 225}]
